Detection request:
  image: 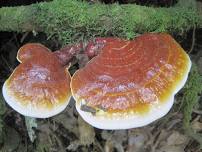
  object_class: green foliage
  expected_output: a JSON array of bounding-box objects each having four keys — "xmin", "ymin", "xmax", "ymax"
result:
[
  {"xmin": 1, "ymin": 126, "xmax": 21, "ymax": 152},
  {"xmin": 0, "ymin": 91, "xmax": 7, "ymax": 144},
  {"xmin": 0, "ymin": 92, "xmax": 21, "ymax": 152},
  {"xmin": 182, "ymin": 64, "xmax": 202, "ymax": 147},
  {"xmin": 36, "ymin": 144, "xmax": 50, "ymax": 152},
  {"xmin": 0, "ymin": 94, "xmax": 6, "ymax": 116}
]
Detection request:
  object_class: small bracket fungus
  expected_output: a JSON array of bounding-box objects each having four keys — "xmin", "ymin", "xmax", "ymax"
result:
[
  {"xmin": 71, "ymin": 33, "xmax": 191, "ymax": 129},
  {"xmin": 17, "ymin": 43, "xmax": 51, "ymax": 63},
  {"xmin": 2, "ymin": 43, "xmax": 71, "ymax": 118}
]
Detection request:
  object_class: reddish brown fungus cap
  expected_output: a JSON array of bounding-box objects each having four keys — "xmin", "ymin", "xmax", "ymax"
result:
[
  {"xmin": 17, "ymin": 43, "xmax": 51, "ymax": 62},
  {"xmin": 3, "ymin": 43, "xmax": 71, "ymax": 118},
  {"xmin": 85, "ymin": 37, "xmax": 122, "ymax": 58},
  {"xmin": 71, "ymin": 33, "xmax": 191, "ymax": 129}
]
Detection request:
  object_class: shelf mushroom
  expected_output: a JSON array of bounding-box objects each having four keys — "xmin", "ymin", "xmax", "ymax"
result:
[
  {"xmin": 2, "ymin": 43, "xmax": 71, "ymax": 118},
  {"xmin": 71, "ymin": 33, "xmax": 191, "ymax": 129}
]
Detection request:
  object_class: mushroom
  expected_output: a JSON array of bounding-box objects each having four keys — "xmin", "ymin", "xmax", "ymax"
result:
[
  {"xmin": 71, "ymin": 33, "xmax": 191, "ymax": 129},
  {"xmin": 2, "ymin": 43, "xmax": 71, "ymax": 118}
]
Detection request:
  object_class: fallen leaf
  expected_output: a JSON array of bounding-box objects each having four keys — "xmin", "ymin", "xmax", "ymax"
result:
[{"xmin": 78, "ymin": 116, "xmax": 95, "ymax": 145}]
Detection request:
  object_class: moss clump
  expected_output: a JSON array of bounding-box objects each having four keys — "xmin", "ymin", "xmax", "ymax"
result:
[
  {"xmin": 0, "ymin": 0, "xmax": 200, "ymax": 44},
  {"xmin": 182, "ymin": 64, "xmax": 202, "ymax": 147},
  {"xmin": 0, "ymin": 5, "xmax": 38, "ymax": 32},
  {"xmin": 36, "ymin": 0, "xmax": 199, "ymax": 44}
]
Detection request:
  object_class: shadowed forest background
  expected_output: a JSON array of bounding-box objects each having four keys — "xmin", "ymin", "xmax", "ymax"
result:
[{"xmin": 0, "ymin": 0, "xmax": 202, "ymax": 152}]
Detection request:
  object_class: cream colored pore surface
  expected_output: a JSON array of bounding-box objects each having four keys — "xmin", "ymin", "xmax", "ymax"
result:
[{"xmin": 2, "ymin": 81, "xmax": 71, "ymax": 118}]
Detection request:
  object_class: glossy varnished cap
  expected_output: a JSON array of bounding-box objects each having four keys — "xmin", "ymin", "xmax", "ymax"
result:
[
  {"xmin": 3, "ymin": 44, "xmax": 71, "ymax": 118},
  {"xmin": 17, "ymin": 43, "xmax": 51, "ymax": 63},
  {"xmin": 71, "ymin": 33, "xmax": 191, "ymax": 129}
]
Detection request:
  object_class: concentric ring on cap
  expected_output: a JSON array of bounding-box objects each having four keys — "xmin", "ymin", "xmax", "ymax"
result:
[{"xmin": 71, "ymin": 33, "xmax": 191, "ymax": 129}]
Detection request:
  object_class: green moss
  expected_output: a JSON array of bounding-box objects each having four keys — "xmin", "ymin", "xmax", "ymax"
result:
[
  {"xmin": 182, "ymin": 64, "xmax": 202, "ymax": 148},
  {"xmin": 0, "ymin": 5, "xmax": 38, "ymax": 32},
  {"xmin": 0, "ymin": 0, "xmax": 200, "ymax": 44},
  {"xmin": 37, "ymin": 0, "xmax": 199, "ymax": 44},
  {"xmin": 36, "ymin": 0, "xmax": 198, "ymax": 44}
]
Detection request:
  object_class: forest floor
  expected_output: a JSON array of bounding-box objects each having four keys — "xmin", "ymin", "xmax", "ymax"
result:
[{"xmin": 0, "ymin": 1, "xmax": 202, "ymax": 152}]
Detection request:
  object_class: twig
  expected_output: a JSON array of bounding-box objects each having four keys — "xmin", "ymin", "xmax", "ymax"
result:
[
  {"xmin": 20, "ymin": 32, "xmax": 29, "ymax": 43},
  {"xmin": 166, "ymin": 119, "xmax": 181, "ymax": 130},
  {"xmin": 1, "ymin": 55, "xmax": 13, "ymax": 72},
  {"xmin": 188, "ymin": 24, "xmax": 196, "ymax": 54},
  {"xmin": 94, "ymin": 138, "xmax": 105, "ymax": 152},
  {"xmin": 52, "ymin": 133, "xmax": 66, "ymax": 152},
  {"xmin": 151, "ymin": 131, "xmax": 162, "ymax": 152},
  {"xmin": 193, "ymin": 109, "xmax": 202, "ymax": 115}
]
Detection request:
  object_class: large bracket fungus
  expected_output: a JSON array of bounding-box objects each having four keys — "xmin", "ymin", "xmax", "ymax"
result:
[
  {"xmin": 71, "ymin": 33, "xmax": 191, "ymax": 129},
  {"xmin": 2, "ymin": 33, "xmax": 191, "ymax": 129},
  {"xmin": 2, "ymin": 44, "xmax": 72, "ymax": 118}
]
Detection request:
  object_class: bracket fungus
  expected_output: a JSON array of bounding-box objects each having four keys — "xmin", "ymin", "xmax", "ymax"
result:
[
  {"xmin": 2, "ymin": 43, "xmax": 71, "ymax": 118},
  {"xmin": 71, "ymin": 33, "xmax": 191, "ymax": 129}
]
